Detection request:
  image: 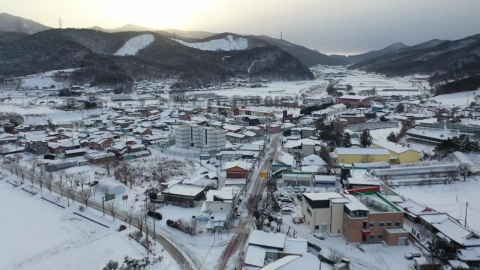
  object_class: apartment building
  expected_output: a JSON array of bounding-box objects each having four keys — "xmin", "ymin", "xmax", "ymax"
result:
[
  {"xmin": 175, "ymin": 126, "xmax": 226, "ymax": 152},
  {"xmin": 342, "ymin": 188, "xmax": 408, "ymax": 246},
  {"xmin": 301, "ymin": 187, "xmax": 408, "ymax": 246}
]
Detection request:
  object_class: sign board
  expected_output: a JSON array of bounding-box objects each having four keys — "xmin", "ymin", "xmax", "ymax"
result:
[
  {"xmin": 259, "ymin": 172, "xmax": 267, "ymax": 178},
  {"xmin": 122, "ymin": 195, "xmax": 128, "ymax": 201},
  {"xmin": 105, "ymin": 193, "xmax": 115, "ymax": 201}
]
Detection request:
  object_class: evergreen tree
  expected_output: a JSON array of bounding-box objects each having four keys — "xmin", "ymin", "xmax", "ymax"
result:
[
  {"xmin": 387, "ymin": 132, "xmax": 397, "ymax": 143},
  {"xmin": 334, "ymin": 132, "xmax": 343, "ymax": 147},
  {"xmin": 360, "ymin": 129, "xmax": 373, "ymax": 148},
  {"xmin": 342, "ymin": 133, "xmax": 352, "ymax": 147},
  {"xmin": 428, "ymin": 237, "xmax": 458, "ymax": 260}
]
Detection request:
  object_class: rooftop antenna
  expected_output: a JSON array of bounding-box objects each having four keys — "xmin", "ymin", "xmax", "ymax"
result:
[
  {"xmin": 59, "ymin": 18, "xmax": 62, "ymax": 29},
  {"xmin": 280, "ymin": 32, "xmax": 283, "ymax": 47}
]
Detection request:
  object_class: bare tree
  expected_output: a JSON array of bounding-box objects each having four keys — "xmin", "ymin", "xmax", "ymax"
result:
[
  {"xmin": 77, "ymin": 172, "xmax": 88, "ymax": 191},
  {"xmin": 56, "ymin": 170, "xmax": 66, "ymax": 185},
  {"xmin": 125, "ymin": 206, "xmax": 135, "ymax": 228},
  {"xmin": 55, "ymin": 178, "xmax": 65, "ymax": 197},
  {"xmin": 28, "ymin": 159, "xmax": 39, "ymax": 185},
  {"xmin": 126, "ymin": 168, "xmax": 137, "ymax": 189},
  {"xmin": 328, "ymin": 250, "xmax": 343, "ymax": 265},
  {"xmin": 107, "ymin": 201, "xmax": 119, "ymax": 221},
  {"xmin": 101, "ymin": 158, "xmax": 115, "ymax": 176},
  {"xmin": 246, "ymin": 195, "xmax": 263, "ymax": 226},
  {"xmin": 459, "ymin": 163, "xmax": 471, "ymax": 181},
  {"xmin": 91, "ymin": 183, "xmax": 100, "ymax": 197},
  {"xmin": 101, "ymin": 184, "xmax": 112, "ymax": 196},
  {"xmin": 65, "ymin": 173, "xmax": 75, "ymax": 188},
  {"xmin": 66, "ymin": 187, "xmax": 76, "ymax": 206},
  {"xmin": 79, "ymin": 188, "xmax": 92, "ymax": 208},
  {"xmin": 135, "ymin": 212, "xmax": 145, "ymax": 234},
  {"xmin": 45, "ymin": 170, "xmax": 54, "ymax": 193},
  {"xmin": 37, "ymin": 168, "xmax": 45, "ymax": 195},
  {"xmin": 18, "ymin": 166, "xmax": 26, "ymax": 185}
]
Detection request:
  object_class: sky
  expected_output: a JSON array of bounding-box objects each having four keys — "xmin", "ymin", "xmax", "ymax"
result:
[{"xmin": 3, "ymin": 0, "xmax": 480, "ymax": 55}]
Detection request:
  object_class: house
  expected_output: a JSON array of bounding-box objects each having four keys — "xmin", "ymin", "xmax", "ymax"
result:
[
  {"xmin": 336, "ymin": 96, "xmax": 373, "ymax": 107},
  {"xmin": 396, "ymin": 199, "xmax": 437, "ymax": 223},
  {"xmin": 314, "ymin": 175, "xmax": 337, "ymax": 187},
  {"xmin": 161, "ymin": 184, "xmax": 207, "ymax": 207},
  {"xmin": 282, "ymin": 172, "xmax": 313, "ymax": 186},
  {"xmin": 201, "ymin": 186, "xmax": 241, "ymax": 213},
  {"xmin": 225, "ymin": 160, "xmax": 253, "ymax": 178},
  {"xmin": 89, "ymin": 138, "xmax": 112, "ymax": 150},
  {"xmin": 291, "ymin": 127, "xmax": 317, "ymax": 139},
  {"xmin": 338, "ymin": 113, "xmax": 366, "ymax": 125},
  {"xmin": 304, "ymin": 96, "xmax": 333, "ymax": 106},
  {"xmin": 302, "ymin": 154, "xmax": 326, "ymax": 167},
  {"xmin": 372, "ymin": 140, "xmax": 420, "ymax": 164},
  {"xmin": 84, "ymin": 151, "xmax": 116, "ymax": 164},
  {"xmin": 331, "ymin": 148, "xmax": 391, "ymax": 166},
  {"xmin": 48, "ymin": 139, "xmax": 80, "ymax": 154},
  {"xmin": 133, "ymin": 127, "xmax": 153, "ymax": 136}
]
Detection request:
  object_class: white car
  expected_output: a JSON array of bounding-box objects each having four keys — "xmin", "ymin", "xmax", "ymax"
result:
[{"xmin": 313, "ymin": 233, "xmax": 325, "ymax": 240}]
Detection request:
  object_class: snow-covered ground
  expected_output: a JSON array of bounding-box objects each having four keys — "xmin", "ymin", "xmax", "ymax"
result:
[
  {"xmin": 114, "ymin": 34, "xmax": 155, "ymax": 56},
  {"xmin": 0, "ymin": 175, "xmax": 177, "ymax": 270},
  {"xmin": 172, "ymin": 35, "xmax": 248, "ymax": 51},
  {"xmin": 428, "ymin": 89, "xmax": 479, "ymax": 107}
]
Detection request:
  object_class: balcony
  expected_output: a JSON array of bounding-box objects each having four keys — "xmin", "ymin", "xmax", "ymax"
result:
[{"xmin": 361, "ymin": 229, "xmax": 371, "ymax": 235}]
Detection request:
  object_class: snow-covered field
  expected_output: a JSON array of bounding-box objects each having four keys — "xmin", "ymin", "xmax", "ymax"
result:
[
  {"xmin": 172, "ymin": 35, "xmax": 248, "ymax": 51},
  {"xmin": 114, "ymin": 34, "xmax": 155, "ymax": 56},
  {"xmin": 428, "ymin": 89, "xmax": 478, "ymax": 107},
  {"xmin": 0, "ymin": 176, "xmax": 177, "ymax": 270}
]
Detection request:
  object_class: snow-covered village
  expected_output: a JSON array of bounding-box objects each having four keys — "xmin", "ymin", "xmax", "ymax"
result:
[{"xmin": 2, "ymin": 2, "xmax": 480, "ymax": 270}]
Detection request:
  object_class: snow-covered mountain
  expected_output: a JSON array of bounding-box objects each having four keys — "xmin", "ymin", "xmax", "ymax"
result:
[
  {"xmin": 172, "ymin": 34, "xmax": 250, "ymax": 51},
  {"xmin": 114, "ymin": 34, "xmax": 155, "ymax": 56},
  {"xmin": 0, "ymin": 13, "xmax": 50, "ymax": 34}
]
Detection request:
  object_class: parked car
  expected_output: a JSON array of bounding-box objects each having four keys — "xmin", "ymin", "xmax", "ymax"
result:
[
  {"xmin": 297, "ymin": 194, "xmax": 303, "ymax": 200},
  {"xmin": 89, "ymin": 181, "xmax": 99, "ymax": 186},
  {"xmin": 405, "ymin": 253, "xmax": 421, "ymax": 260},
  {"xmin": 314, "ymin": 188, "xmax": 319, "ymax": 193},
  {"xmin": 287, "ymin": 187, "xmax": 293, "ymax": 193},
  {"xmin": 147, "ymin": 210, "xmax": 162, "ymax": 220},
  {"xmin": 294, "ymin": 187, "xmax": 299, "ymax": 193},
  {"xmin": 280, "ymin": 198, "xmax": 292, "ymax": 203},
  {"xmin": 313, "ymin": 233, "xmax": 325, "ymax": 240}
]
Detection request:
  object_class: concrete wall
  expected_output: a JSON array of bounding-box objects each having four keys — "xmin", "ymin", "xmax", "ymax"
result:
[
  {"xmin": 336, "ymin": 154, "xmax": 390, "ymax": 164},
  {"xmin": 205, "ymin": 201, "xmax": 232, "ymax": 213},
  {"xmin": 330, "ymin": 203, "xmax": 345, "ymax": 235}
]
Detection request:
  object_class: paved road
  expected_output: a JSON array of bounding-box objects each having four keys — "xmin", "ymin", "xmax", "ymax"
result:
[
  {"xmin": 0, "ymin": 164, "xmax": 200, "ymax": 270},
  {"xmin": 216, "ymin": 135, "xmax": 279, "ymax": 269}
]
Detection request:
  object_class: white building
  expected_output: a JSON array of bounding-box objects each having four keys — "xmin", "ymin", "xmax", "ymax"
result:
[
  {"xmin": 304, "ymin": 96, "xmax": 333, "ymax": 106},
  {"xmin": 175, "ymin": 126, "xmax": 226, "ymax": 152}
]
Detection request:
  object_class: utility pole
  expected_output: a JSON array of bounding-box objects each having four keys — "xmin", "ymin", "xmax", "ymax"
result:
[
  {"xmin": 465, "ymin": 202, "xmax": 468, "ymax": 228},
  {"xmin": 280, "ymin": 32, "xmax": 283, "ymax": 47}
]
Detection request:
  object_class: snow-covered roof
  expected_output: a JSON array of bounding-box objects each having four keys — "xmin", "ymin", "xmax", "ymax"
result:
[
  {"xmin": 245, "ymin": 245, "xmax": 266, "ymax": 267},
  {"xmin": 457, "ymin": 247, "xmax": 480, "ymax": 261},
  {"xmin": 205, "ymin": 187, "xmax": 241, "ymax": 202},
  {"xmin": 303, "ymin": 192, "xmax": 343, "ymax": 201},
  {"xmin": 302, "ymin": 154, "xmax": 326, "ymax": 166},
  {"xmin": 225, "ymin": 160, "xmax": 253, "ymax": 170},
  {"xmin": 452, "ymin": 151, "xmax": 480, "ymax": 174},
  {"xmin": 277, "ymin": 152, "xmax": 294, "ymax": 166},
  {"xmin": 372, "ymin": 164, "xmax": 458, "ymax": 177},
  {"xmin": 336, "ymin": 148, "xmax": 390, "ymax": 156},
  {"xmin": 223, "ymin": 124, "xmax": 244, "ymax": 132},
  {"xmin": 396, "ymin": 199, "xmax": 436, "ymax": 216},
  {"xmin": 261, "ymin": 254, "xmax": 320, "ymax": 270},
  {"xmin": 283, "ymin": 238, "xmax": 307, "ymax": 255},
  {"xmin": 448, "ymin": 260, "xmax": 471, "ymax": 268},
  {"xmin": 432, "ymin": 218, "xmax": 480, "ymax": 247},
  {"xmin": 162, "ymin": 184, "xmax": 206, "ymax": 197},
  {"xmin": 248, "ymin": 230, "xmax": 286, "ymax": 249},
  {"xmin": 344, "ymin": 194, "xmax": 369, "ymax": 211},
  {"xmin": 314, "ymin": 175, "xmax": 336, "ymax": 182},
  {"xmin": 372, "ymin": 140, "xmax": 418, "ymax": 154},
  {"xmin": 226, "ymin": 132, "xmax": 246, "ymax": 138}
]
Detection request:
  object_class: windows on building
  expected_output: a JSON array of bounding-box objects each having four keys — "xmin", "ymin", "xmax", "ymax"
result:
[
  {"xmin": 315, "ymin": 225, "xmax": 319, "ymax": 230},
  {"xmin": 395, "ymin": 221, "xmax": 401, "ymax": 227},
  {"xmin": 379, "ymin": 222, "xmax": 384, "ymax": 227},
  {"xmin": 378, "ymin": 234, "xmax": 383, "ymax": 240},
  {"xmin": 369, "ymin": 234, "xmax": 375, "ymax": 241},
  {"xmin": 386, "ymin": 221, "xmax": 392, "ymax": 227},
  {"xmin": 369, "ymin": 222, "xmax": 374, "ymax": 228}
]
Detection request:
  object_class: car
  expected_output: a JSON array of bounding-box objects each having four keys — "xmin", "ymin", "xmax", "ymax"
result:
[
  {"xmin": 294, "ymin": 187, "xmax": 299, "ymax": 193},
  {"xmin": 287, "ymin": 187, "xmax": 293, "ymax": 193},
  {"xmin": 147, "ymin": 210, "xmax": 163, "ymax": 220},
  {"xmin": 313, "ymin": 233, "xmax": 325, "ymax": 240},
  {"xmin": 314, "ymin": 188, "xmax": 319, "ymax": 193},
  {"xmin": 280, "ymin": 198, "xmax": 292, "ymax": 203},
  {"xmin": 296, "ymin": 194, "xmax": 303, "ymax": 200},
  {"xmin": 405, "ymin": 253, "xmax": 421, "ymax": 260},
  {"xmin": 89, "ymin": 181, "xmax": 99, "ymax": 186}
]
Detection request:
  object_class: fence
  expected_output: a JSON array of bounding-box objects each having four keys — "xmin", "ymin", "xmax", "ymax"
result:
[{"xmin": 346, "ymin": 121, "xmax": 399, "ymax": 132}]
